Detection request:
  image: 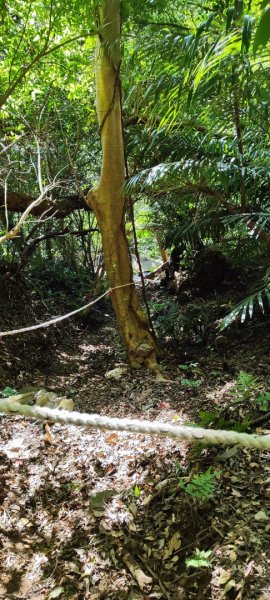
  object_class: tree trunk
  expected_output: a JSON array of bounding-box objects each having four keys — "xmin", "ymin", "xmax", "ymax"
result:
[{"xmin": 86, "ymin": 0, "xmax": 158, "ymax": 368}]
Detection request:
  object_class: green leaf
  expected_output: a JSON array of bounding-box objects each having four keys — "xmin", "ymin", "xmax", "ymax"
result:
[
  {"xmin": 253, "ymin": 7, "xmax": 270, "ymax": 54},
  {"xmin": 179, "ymin": 468, "xmax": 217, "ymax": 501},
  {"xmin": 198, "ymin": 411, "xmax": 218, "ymax": 426},
  {"xmin": 180, "ymin": 378, "xmax": 201, "ymax": 388},
  {"xmin": 134, "ymin": 485, "xmax": 140, "ymax": 498},
  {"xmin": 196, "ymin": 13, "xmax": 216, "ymax": 38},
  {"xmin": 234, "ymin": 370, "xmax": 258, "ymax": 401},
  {"xmin": 256, "ymin": 392, "xmax": 270, "ymax": 412},
  {"xmin": 242, "ymin": 15, "xmax": 255, "ymax": 52},
  {"xmin": 185, "ymin": 548, "xmax": 212, "ymax": 568},
  {"xmin": 0, "ymin": 387, "xmax": 17, "ymax": 397},
  {"xmin": 226, "ymin": 7, "xmax": 235, "ymax": 33}
]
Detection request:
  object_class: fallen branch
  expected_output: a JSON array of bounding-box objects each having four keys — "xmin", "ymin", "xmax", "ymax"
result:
[
  {"xmin": 145, "ymin": 262, "xmax": 168, "ymax": 279},
  {"xmin": 121, "ymin": 552, "xmax": 153, "ymax": 593},
  {"xmin": 0, "ymin": 184, "xmax": 59, "ymax": 244},
  {"xmin": 0, "ymin": 188, "xmax": 91, "ymax": 217},
  {"xmin": 249, "ymin": 411, "xmax": 270, "ymax": 427}
]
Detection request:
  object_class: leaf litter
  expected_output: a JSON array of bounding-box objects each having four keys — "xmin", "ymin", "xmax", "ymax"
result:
[{"xmin": 0, "ymin": 289, "xmax": 270, "ymax": 599}]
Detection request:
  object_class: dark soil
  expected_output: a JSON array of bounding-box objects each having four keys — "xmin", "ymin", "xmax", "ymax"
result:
[{"xmin": 0, "ymin": 273, "xmax": 270, "ymax": 600}]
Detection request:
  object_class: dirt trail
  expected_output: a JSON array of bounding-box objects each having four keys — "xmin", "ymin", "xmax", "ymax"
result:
[{"xmin": 0, "ymin": 282, "xmax": 270, "ymax": 599}]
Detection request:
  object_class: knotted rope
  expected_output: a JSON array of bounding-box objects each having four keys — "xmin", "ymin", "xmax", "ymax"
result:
[{"xmin": 1, "ymin": 400, "xmax": 270, "ymax": 450}]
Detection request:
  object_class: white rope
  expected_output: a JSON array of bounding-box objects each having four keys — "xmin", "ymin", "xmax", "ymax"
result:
[
  {"xmin": 0, "ymin": 283, "xmax": 134, "ymax": 337},
  {"xmin": 1, "ymin": 400, "xmax": 270, "ymax": 449}
]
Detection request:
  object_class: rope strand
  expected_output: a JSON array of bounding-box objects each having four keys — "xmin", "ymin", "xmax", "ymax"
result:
[
  {"xmin": 0, "ymin": 283, "xmax": 134, "ymax": 337},
  {"xmin": 1, "ymin": 400, "xmax": 270, "ymax": 450}
]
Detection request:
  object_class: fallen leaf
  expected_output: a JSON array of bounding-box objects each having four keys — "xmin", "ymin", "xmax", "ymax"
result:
[
  {"xmin": 218, "ymin": 570, "xmax": 231, "ymax": 585},
  {"xmin": 231, "ymin": 489, "xmax": 241, "ymax": 497},
  {"xmin": 228, "ymin": 550, "xmax": 237, "ymax": 562},
  {"xmin": 122, "ymin": 552, "xmax": 152, "ymax": 592},
  {"xmin": 254, "ymin": 510, "xmax": 269, "ymax": 521},
  {"xmin": 105, "ymin": 433, "xmax": 119, "ymax": 445},
  {"xmin": 244, "ymin": 561, "xmax": 255, "ymax": 579},
  {"xmin": 57, "ymin": 398, "xmax": 74, "ymax": 411},
  {"xmin": 89, "ymin": 488, "xmax": 118, "ymax": 510},
  {"xmin": 43, "ymin": 422, "xmax": 54, "ymax": 444},
  {"xmin": 49, "ymin": 588, "xmax": 64, "ymax": 599},
  {"xmin": 224, "ymin": 579, "xmax": 236, "ymax": 593},
  {"xmin": 163, "ymin": 532, "xmax": 181, "ymax": 559},
  {"xmin": 105, "ymin": 367, "xmax": 127, "ymax": 380},
  {"xmin": 216, "ymin": 446, "xmax": 239, "ymax": 461},
  {"xmin": 20, "ymin": 518, "xmax": 30, "ymax": 525},
  {"xmin": 129, "ymin": 502, "xmax": 137, "ymax": 516}
]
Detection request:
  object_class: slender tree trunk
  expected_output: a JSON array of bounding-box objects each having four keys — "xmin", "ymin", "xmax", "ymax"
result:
[
  {"xmin": 86, "ymin": 0, "xmax": 158, "ymax": 368},
  {"xmin": 233, "ymin": 91, "xmax": 247, "ymax": 211},
  {"xmin": 155, "ymin": 231, "xmax": 169, "ymax": 262}
]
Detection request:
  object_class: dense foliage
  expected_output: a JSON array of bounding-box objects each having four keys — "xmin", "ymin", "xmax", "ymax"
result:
[{"xmin": 1, "ymin": 0, "xmax": 270, "ymax": 329}]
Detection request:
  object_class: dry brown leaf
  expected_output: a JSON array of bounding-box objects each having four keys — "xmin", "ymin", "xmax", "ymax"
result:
[
  {"xmin": 163, "ymin": 532, "xmax": 181, "ymax": 559},
  {"xmin": 43, "ymin": 422, "xmax": 54, "ymax": 444},
  {"xmin": 218, "ymin": 570, "xmax": 231, "ymax": 585},
  {"xmin": 228, "ymin": 550, "xmax": 237, "ymax": 562},
  {"xmin": 105, "ymin": 433, "xmax": 119, "ymax": 445},
  {"xmin": 122, "ymin": 552, "xmax": 152, "ymax": 592}
]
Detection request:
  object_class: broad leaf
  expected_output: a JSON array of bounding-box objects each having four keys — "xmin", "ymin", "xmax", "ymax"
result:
[{"xmin": 253, "ymin": 7, "xmax": 270, "ymax": 53}]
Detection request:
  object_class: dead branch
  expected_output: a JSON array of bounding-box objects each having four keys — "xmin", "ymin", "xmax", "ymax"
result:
[{"xmin": 0, "ymin": 188, "xmax": 91, "ymax": 218}]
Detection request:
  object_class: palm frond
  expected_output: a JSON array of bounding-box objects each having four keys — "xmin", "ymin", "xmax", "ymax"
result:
[
  {"xmin": 221, "ymin": 212, "xmax": 270, "ymax": 239},
  {"xmin": 221, "ymin": 264, "xmax": 270, "ymax": 329},
  {"xmin": 191, "ymin": 32, "xmax": 242, "ymax": 94}
]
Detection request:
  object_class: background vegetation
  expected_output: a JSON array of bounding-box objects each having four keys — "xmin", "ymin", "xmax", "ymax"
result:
[{"xmin": 1, "ymin": 0, "xmax": 270, "ymax": 338}]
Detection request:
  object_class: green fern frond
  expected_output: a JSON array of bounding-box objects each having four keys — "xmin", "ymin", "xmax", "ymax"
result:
[
  {"xmin": 185, "ymin": 548, "xmax": 212, "ymax": 569},
  {"xmin": 179, "ymin": 468, "xmax": 217, "ymax": 501}
]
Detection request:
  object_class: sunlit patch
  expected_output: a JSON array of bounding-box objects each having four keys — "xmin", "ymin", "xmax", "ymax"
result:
[{"xmin": 78, "ymin": 343, "xmax": 112, "ymax": 353}]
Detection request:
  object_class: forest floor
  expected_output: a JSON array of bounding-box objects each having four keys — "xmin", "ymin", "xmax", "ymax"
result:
[{"xmin": 0, "ymin": 272, "xmax": 270, "ymax": 600}]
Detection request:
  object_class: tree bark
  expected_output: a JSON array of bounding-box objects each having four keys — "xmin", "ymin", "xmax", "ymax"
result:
[{"xmin": 86, "ymin": 0, "xmax": 158, "ymax": 368}]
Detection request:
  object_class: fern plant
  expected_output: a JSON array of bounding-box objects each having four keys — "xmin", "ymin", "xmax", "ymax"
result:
[
  {"xmin": 232, "ymin": 370, "xmax": 259, "ymax": 403},
  {"xmin": 185, "ymin": 548, "xmax": 212, "ymax": 569},
  {"xmin": 0, "ymin": 387, "xmax": 17, "ymax": 397},
  {"xmin": 256, "ymin": 392, "xmax": 270, "ymax": 412},
  {"xmin": 179, "ymin": 467, "xmax": 217, "ymax": 501}
]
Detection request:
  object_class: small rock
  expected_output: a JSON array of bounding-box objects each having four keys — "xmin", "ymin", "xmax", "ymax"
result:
[{"xmin": 105, "ymin": 367, "xmax": 128, "ymax": 380}]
